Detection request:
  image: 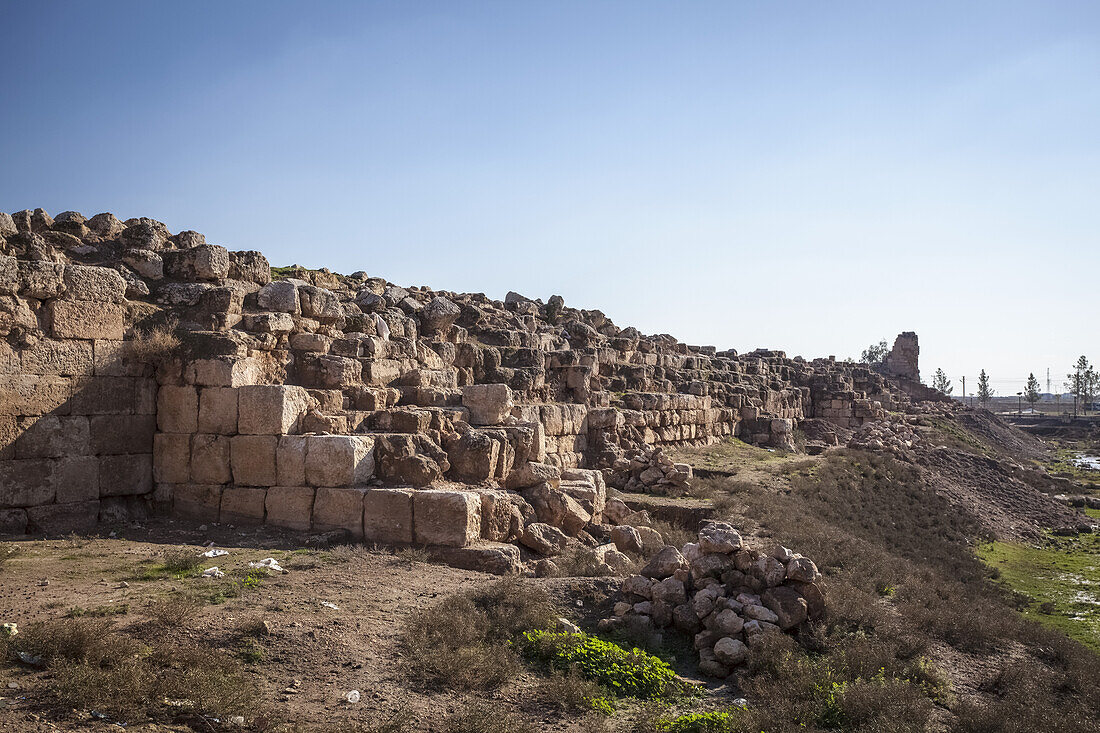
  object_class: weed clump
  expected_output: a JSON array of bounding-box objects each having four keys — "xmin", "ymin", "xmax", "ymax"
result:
[{"xmin": 519, "ymin": 630, "xmax": 678, "ymax": 699}]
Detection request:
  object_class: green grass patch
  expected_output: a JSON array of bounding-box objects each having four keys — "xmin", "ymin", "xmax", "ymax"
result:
[
  {"xmin": 926, "ymin": 417, "xmax": 991, "ymax": 455},
  {"xmin": 667, "ymin": 437, "xmax": 790, "ymax": 474},
  {"xmin": 518, "ymin": 630, "xmax": 680, "ymax": 699},
  {"xmin": 978, "ymin": 536, "xmax": 1100, "ymax": 651},
  {"xmin": 656, "ymin": 710, "xmax": 737, "ymax": 732}
]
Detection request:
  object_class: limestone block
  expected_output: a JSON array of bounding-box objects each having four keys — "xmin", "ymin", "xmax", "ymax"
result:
[
  {"xmin": 237, "ymin": 385, "xmax": 311, "ymax": 435},
  {"xmin": 219, "ymin": 487, "xmax": 267, "ymax": 524},
  {"xmin": 0, "ymin": 508, "xmax": 27, "ymax": 534},
  {"xmin": 27, "ymin": 501, "xmax": 99, "ymax": 535},
  {"xmin": 0, "ymin": 375, "xmax": 70, "ymax": 415},
  {"xmin": 298, "ymin": 285, "xmax": 342, "ymax": 321},
  {"xmin": 62, "ymin": 265, "xmax": 126, "ymax": 302},
  {"xmin": 174, "ymin": 484, "xmax": 223, "ymax": 521},
  {"xmin": 256, "ymin": 281, "xmax": 300, "ymax": 314},
  {"xmin": 312, "ymin": 487, "xmax": 367, "ymax": 538},
  {"xmin": 53, "ymin": 456, "xmax": 100, "ymax": 503},
  {"xmin": 70, "ymin": 376, "xmax": 137, "ymax": 415},
  {"xmin": 14, "ymin": 415, "xmax": 89, "ymax": 458},
  {"xmin": 276, "ymin": 435, "xmax": 307, "ymax": 486},
  {"xmin": 304, "ymin": 435, "xmax": 374, "ymax": 487},
  {"xmin": 189, "ymin": 357, "xmax": 261, "ymax": 388},
  {"xmin": 230, "ymin": 435, "xmax": 278, "ymax": 487},
  {"xmin": 198, "ymin": 387, "xmax": 238, "ymax": 434},
  {"xmin": 190, "ymin": 434, "xmax": 232, "ymax": 484},
  {"xmin": 157, "ymin": 385, "xmax": 198, "ymax": 433},
  {"xmin": 265, "ymin": 486, "xmax": 315, "ymax": 530},
  {"xmin": 99, "ymin": 454, "xmax": 153, "ymax": 497},
  {"xmin": 17, "ymin": 260, "xmax": 65, "ymax": 299},
  {"xmin": 0, "ymin": 255, "xmax": 17, "ymax": 295},
  {"xmin": 46, "ymin": 300, "xmax": 126, "ymax": 340},
  {"xmin": 462, "ymin": 384, "xmax": 513, "ymax": 425},
  {"xmin": 0, "ymin": 459, "xmax": 54, "ymax": 507},
  {"xmin": 163, "ymin": 244, "xmax": 230, "ymax": 282},
  {"xmin": 153, "ymin": 433, "xmax": 191, "ymax": 484},
  {"xmin": 88, "ymin": 415, "xmax": 155, "ymax": 456},
  {"xmin": 363, "ymin": 359, "xmax": 401, "ymax": 386},
  {"xmin": 412, "ymin": 490, "xmax": 481, "ymax": 547},
  {"xmin": 363, "ymin": 488, "xmax": 413, "ymax": 544},
  {"xmin": 443, "ymin": 430, "xmax": 499, "ymax": 483},
  {"xmin": 21, "ymin": 340, "xmax": 93, "ymax": 376}
]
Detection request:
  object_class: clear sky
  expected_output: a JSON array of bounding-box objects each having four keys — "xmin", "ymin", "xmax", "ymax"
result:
[{"xmin": 2, "ymin": 1, "xmax": 1097, "ymax": 396}]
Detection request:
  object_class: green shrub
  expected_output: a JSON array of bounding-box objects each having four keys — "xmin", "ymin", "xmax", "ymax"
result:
[{"xmin": 519, "ymin": 630, "xmax": 677, "ymax": 698}]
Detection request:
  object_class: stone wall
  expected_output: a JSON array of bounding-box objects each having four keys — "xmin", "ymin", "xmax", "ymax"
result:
[{"xmin": 1, "ymin": 253, "xmax": 156, "ymax": 534}]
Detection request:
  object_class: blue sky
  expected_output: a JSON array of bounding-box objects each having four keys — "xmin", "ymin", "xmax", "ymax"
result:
[{"xmin": 2, "ymin": 1, "xmax": 1098, "ymax": 395}]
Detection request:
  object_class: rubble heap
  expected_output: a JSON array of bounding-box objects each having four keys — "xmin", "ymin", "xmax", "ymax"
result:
[{"xmin": 598, "ymin": 521, "xmax": 823, "ymax": 679}]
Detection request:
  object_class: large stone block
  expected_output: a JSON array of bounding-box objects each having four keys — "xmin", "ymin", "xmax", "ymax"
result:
[
  {"xmin": 153, "ymin": 433, "xmax": 191, "ymax": 484},
  {"xmin": 17, "ymin": 260, "xmax": 65, "ymax": 299},
  {"xmin": 304, "ymin": 435, "xmax": 375, "ymax": 487},
  {"xmin": 443, "ymin": 430, "xmax": 499, "ymax": 483},
  {"xmin": 276, "ymin": 435, "xmax": 307, "ymax": 486},
  {"xmin": 99, "ymin": 454, "xmax": 153, "ymax": 497},
  {"xmin": 14, "ymin": 415, "xmax": 90, "ymax": 458},
  {"xmin": 230, "ymin": 434, "xmax": 278, "ymax": 487},
  {"xmin": 0, "ymin": 508, "xmax": 28, "ymax": 535},
  {"xmin": 312, "ymin": 487, "xmax": 366, "ymax": 538},
  {"xmin": 265, "ymin": 486, "xmax": 314, "ymax": 530},
  {"xmin": 190, "ymin": 434, "xmax": 232, "ymax": 485},
  {"xmin": 461, "ymin": 384, "xmax": 513, "ymax": 425},
  {"xmin": 20, "ymin": 340, "xmax": 94, "ymax": 376},
  {"xmin": 46, "ymin": 300, "xmax": 126, "ymax": 340},
  {"xmin": 363, "ymin": 488, "xmax": 414, "ymax": 544},
  {"xmin": 189, "ymin": 357, "xmax": 261, "ymax": 388},
  {"xmin": 219, "ymin": 487, "xmax": 266, "ymax": 524},
  {"xmin": 90, "ymin": 414, "xmax": 156, "ymax": 455},
  {"xmin": 0, "ymin": 416, "xmax": 17, "ymax": 459},
  {"xmin": 0, "ymin": 375, "xmax": 70, "ymax": 415},
  {"xmin": 256, "ymin": 281, "xmax": 300, "ymax": 314},
  {"xmin": 27, "ymin": 501, "xmax": 99, "ymax": 535},
  {"xmin": 0, "ymin": 459, "xmax": 54, "ymax": 507},
  {"xmin": 412, "ymin": 490, "xmax": 481, "ymax": 547},
  {"xmin": 237, "ymin": 385, "xmax": 311, "ymax": 435},
  {"xmin": 198, "ymin": 387, "xmax": 238, "ymax": 434},
  {"xmin": 157, "ymin": 385, "xmax": 198, "ymax": 433},
  {"xmin": 62, "ymin": 265, "xmax": 126, "ymax": 302},
  {"xmin": 70, "ymin": 376, "xmax": 137, "ymax": 415},
  {"xmin": 173, "ymin": 484, "xmax": 223, "ymax": 521},
  {"xmin": 53, "ymin": 456, "xmax": 100, "ymax": 503},
  {"xmin": 163, "ymin": 244, "xmax": 230, "ymax": 282}
]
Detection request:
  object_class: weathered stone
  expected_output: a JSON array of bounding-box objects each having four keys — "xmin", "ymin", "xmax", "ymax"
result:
[
  {"xmin": 419, "ymin": 296, "xmax": 461, "ymax": 334},
  {"xmin": 164, "ymin": 244, "xmax": 230, "ymax": 281},
  {"xmin": 312, "ymin": 487, "xmax": 367, "ymax": 538},
  {"xmin": 256, "ymin": 281, "xmax": 300, "ymax": 314},
  {"xmin": 504, "ymin": 461, "xmax": 561, "ymax": 490},
  {"xmin": 231, "ymin": 435, "xmax": 278, "ymax": 486},
  {"xmin": 157, "ymin": 385, "xmax": 198, "ymax": 433},
  {"xmin": 122, "ymin": 249, "xmax": 163, "ymax": 279},
  {"xmin": 518, "ymin": 522, "xmax": 569, "ymax": 556},
  {"xmin": 153, "ymin": 433, "xmax": 191, "ymax": 484},
  {"xmin": 27, "ymin": 501, "xmax": 99, "ymax": 535},
  {"xmin": 713, "ymin": 636, "xmax": 748, "ymax": 667},
  {"xmin": 304, "ymin": 435, "xmax": 374, "ymax": 487},
  {"xmin": 219, "ymin": 487, "xmax": 267, "ymax": 524},
  {"xmin": 276, "ymin": 435, "xmax": 307, "ymax": 486},
  {"xmin": 237, "ymin": 385, "xmax": 311, "ymax": 434},
  {"xmin": 412, "ymin": 490, "xmax": 481, "ymax": 547},
  {"xmin": 198, "ymin": 387, "xmax": 238, "ymax": 434},
  {"xmin": 98, "ymin": 454, "xmax": 153, "ymax": 497},
  {"xmin": 461, "ymin": 383, "xmax": 513, "ymax": 425},
  {"xmin": 46, "ymin": 300, "xmax": 125, "ymax": 340},
  {"xmin": 610, "ymin": 525, "xmax": 643, "ymax": 554},
  {"xmin": 298, "ymin": 286, "xmax": 342, "ymax": 321},
  {"xmin": 264, "ymin": 486, "xmax": 315, "ymax": 530},
  {"xmin": 435, "ymin": 544, "xmax": 522, "ymax": 575},
  {"xmin": 190, "ymin": 434, "xmax": 233, "ymax": 485},
  {"xmin": 698, "ymin": 521, "xmax": 743, "ymax": 554},
  {"xmin": 762, "ymin": 586, "xmax": 809, "ymax": 630},
  {"xmin": 785, "ymin": 555, "xmax": 819, "ymax": 583},
  {"xmin": 21, "ymin": 340, "xmax": 93, "ymax": 376},
  {"xmin": 14, "ymin": 415, "xmax": 89, "ymax": 458},
  {"xmin": 53, "ymin": 456, "xmax": 99, "ymax": 503},
  {"xmin": 0, "ymin": 459, "xmax": 55, "ymax": 507},
  {"xmin": 363, "ymin": 488, "xmax": 414, "ymax": 544},
  {"xmin": 640, "ymin": 545, "xmax": 689, "ymax": 579}
]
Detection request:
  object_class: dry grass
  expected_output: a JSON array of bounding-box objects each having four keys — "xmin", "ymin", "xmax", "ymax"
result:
[
  {"xmin": 127, "ymin": 319, "xmax": 181, "ymax": 367},
  {"xmin": 536, "ymin": 671, "xmax": 610, "ymax": 714},
  {"xmin": 442, "ymin": 701, "xmax": 536, "ymax": 733},
  {"xmin": 0, "ymin": 544, "xmax": 19, "ymax": 572},
  {"xmin": 555, "ymin": 546, "xmax": 618, "ymax": 577},
  {"xmin": 161, "ymin": 547, "xmax": 202, "ymax": 574},
  {"xmin": 402, "ymin": 578, "xmax": 558, "ymax": 690},
  {"xmin": 8, "ymin": 617, "xmax": 258, "ymax": 722},
  {"xmin": 146, "ymin": 593, "xmax": 202, "ymax": 627}
]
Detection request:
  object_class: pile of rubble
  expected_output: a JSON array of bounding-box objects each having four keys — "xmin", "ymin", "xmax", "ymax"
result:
[
  {"xmin": 605, "ymin": 446, "xmax": 695, "ymax": 495},
  {"xmin": 847, "ymin": 418, "xmax": 924, "ymax": 457},
  {"xmin": 598, "ymin": 521, "xmax": 823, "ymax": 679}
]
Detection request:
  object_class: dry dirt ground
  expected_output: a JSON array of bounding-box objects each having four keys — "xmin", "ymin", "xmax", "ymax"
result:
[{"xmin": 0, "ymin": 521, "xmax": 707, "ymax": 733}]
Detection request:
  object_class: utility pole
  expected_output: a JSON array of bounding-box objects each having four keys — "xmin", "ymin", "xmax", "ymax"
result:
[
  {"xmin": 1047, "ymin": 368, "xmax": 1051, "ymax": 395},
  {"xmin": 962, "ymin": 375, "xmax": 966, "ymax": 407}
]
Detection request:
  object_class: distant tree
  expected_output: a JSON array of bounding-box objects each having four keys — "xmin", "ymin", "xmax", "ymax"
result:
[
  {"xmin": 1025, "ymin": 373, "xmax": 1041, "ymax": 410},
  {"xmin": 1067, "ymin": 356, "xmax": 1098, "ymax": 415},
  {"xmin": 976, "ymin": 369, "xmax": 994, "ymax": 406},
  {"xmin": 861, "ymin": 339, "xmax": 889, "ymax": 365},
  {"xmin": 931, "ymin": 368, "xmax": 953, "ymax": 395}
]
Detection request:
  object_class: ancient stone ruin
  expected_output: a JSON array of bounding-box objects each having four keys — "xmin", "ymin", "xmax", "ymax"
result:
[{"xmin": 2, "ymin": 208, "xmax": 932, "ymax": 573}]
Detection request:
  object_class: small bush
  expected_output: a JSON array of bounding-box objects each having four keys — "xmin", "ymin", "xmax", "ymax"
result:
[
  {"xmin": 519, "ymin": 630, "xmax": 678, "ymax": 698},
  {"xmin": 128, "ymin": 319, "xmax": 181, "ymax": 367},
  {"xmin": 395, "ymin": 546, "xmax": 430, "ymax": 565},
  {"xmin": 442, "ymin": 701, "xmax": 535, "ymax": 733},
  {"xmin": 648, "ymin": 519, "xmax": 696, "ymax": 552},
  {"xmin": 147, "ymin": 594, "xmax": 202, "ymax": 627},
  {"xmin": 161, "ymin": 548, "xmax": 202, "ymax": 574},
  {"xmin": 402, "ymin": 579, "xmax": 557, "ymax": 690},
  {"xmin": 556, "ymin": 546, "xmax": 617, "ymax": 577}
]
